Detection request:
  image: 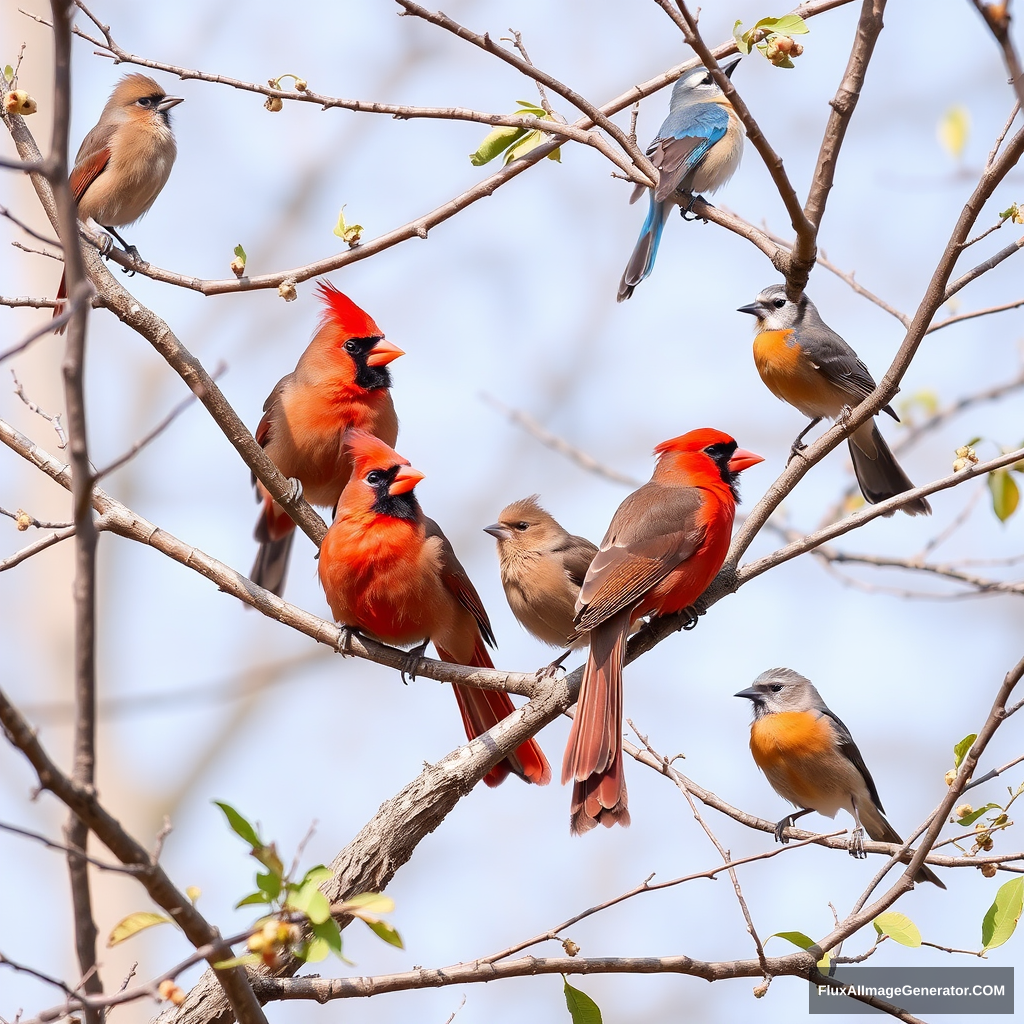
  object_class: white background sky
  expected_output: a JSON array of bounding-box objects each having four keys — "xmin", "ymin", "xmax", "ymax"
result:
[{"xmin": 2, "ymin": 1, "xmax": 1023, "ymax": 1022}]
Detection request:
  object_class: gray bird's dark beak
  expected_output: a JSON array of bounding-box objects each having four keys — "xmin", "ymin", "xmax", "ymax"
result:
[
  {"xmin": 157, "ymin": 96, "xmax": 184, "ymax": 112},
  {"xmin": 722, "ymin": 56, "xmax": 742, "ymax": 79},
  {"xmin": 736, "ymin": 302, "xmax": 762, "ymax": 316},
  {"xmin": 734, "ymin": 686, "xmax": 761, "ymax": 700},
  {"xmin": 483, "ymin": 523, "xmax": 512, "ymax": 541}
]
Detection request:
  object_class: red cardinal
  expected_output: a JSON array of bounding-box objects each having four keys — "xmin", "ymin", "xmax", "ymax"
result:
[
  {"xmin": 55, "ymin": 74, "xmax": 183, "ymax": 331},
  {"xmin": 565, "ymin": 428, "xmax": 763, "ymax": 834},
  {"xmin": 318, "ymin": 430, "xmax": 551, "ymax": 788},
  {"xmin": 251, "ymin": 283, "xmax": 403, "ymax": 596}
]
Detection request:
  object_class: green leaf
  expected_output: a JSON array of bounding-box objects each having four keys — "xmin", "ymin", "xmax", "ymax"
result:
[
  {"xmin": 253, "ymin": 842, "xmax": 285, "ymax": 878},
  {"xmin": 563, "ymin": 979, "xmax": 603, "ymax": 1024},
  {"xmin": 257, "ymin": 871, "xmax": 282, "ymax": 900},
  {"xmin": 470, "ymin": 125, "xmax": 527, "ymax": 166},
  {"xmin": 954, "ymin": 734, "xmax": 977, "ymax": 769},
  {"xmin": 214, "ymin": 801, "xmax": 262, "ymax": 848},
  {"xmin": 300, "ymin": 865, "xmax": 333, "ymax": 888},
  {"xmin": 213, "ymin": 953, "xmax": 262, "ymax": 969},
  {"xmin": 874, "ymin": 912, "xmax": 922, "ymax": 947},
  {"xmin": 503, "ymin": 129, "xmax": 549, "ymax": 164},
  {"xmin": 771, "ymin": 14, "xmax": 810, "ymax": 34},
  {"xmin": 515, "ymin": 99, "xmax": 548, "ymax": 116},
  {"xmin": 733, "ymin": 21, "xmax": 753, "ymax": 54},
  {"xmin": 301, "ymin": 937, "xmax": 331, "ymax": 963},
  {"xmin": 982, "ymin": 876, "xmax": 1024, "ymax": 949},
  {"xmin": 988, "ymin": 469, "xmax": 1019, "ymax": 522},
  {"xmin": 957, "ymin": 803, "xmax": 1000, "ymax": 827},
  {"xmin": 937, "ymin": 105, "xmax": 970, "ymax": 160},
  {"xmin": 232, "ymin": 243, "xmax": 246, "ymax": 262},
  {"xmin": 235, "ymin": 890, "xmax": 272, "ymax": 908},
  {"xmin": 287, "ymin": 881, "xmax": 332, "ymax": 925},
  {"xmin": 768, "ymin": 930, "xmax": 816, "ymax": 950},
  {"xmin": 107, "ymin": 911, "xmax": 172, "ymax": 947},
  {"xmin": 364, "ymin": 918, "xmax": 404, "ymax": 949},
  {"xmin": 4, "ymin": 66, "xmax": 13, "ymax": 81},
  {"xmin": 311, "ymin": 917, "xmax": 344, "ymax": 955}
]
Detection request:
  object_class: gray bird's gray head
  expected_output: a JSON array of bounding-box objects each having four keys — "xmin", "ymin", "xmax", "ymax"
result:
[
  {"xmin": 669, "ymin": 56, "xmax": 740, "ymax": 110},
  {"xmin": 736, "ymin": 283, "xmax": 820, "ymax": 332},
  {"xmin": 735, "ymin": 667, "xmax": 825, "ymax": 717}
]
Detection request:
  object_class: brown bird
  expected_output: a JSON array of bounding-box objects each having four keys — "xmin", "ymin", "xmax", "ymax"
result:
[
  {"xmin": 319, "ymin": 432, "xmax": 551, "ymax": 789},
  {"xmin": 54, "ymin": 73, "xmax": 183, "ymax": 330},
  {"xmin": 484, "ymin": 496, "xmax": 598, "ymax": 666}
]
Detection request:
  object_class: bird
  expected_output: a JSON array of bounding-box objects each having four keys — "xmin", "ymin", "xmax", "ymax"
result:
[
  {"xmin": 737, "ymin": 284, "xmax": 931, "ymax": 515},
  {"xmin": 318, "ymin": 429, "xmax": 551, "ymax": 789},
  {"xmin": 735, "ymin": 667, "xmax": 945, "ymax": 887},
  {"xmin": 54, "ymin": 74, "xmax": 183, "ymax": 331},
  {"xmin": 250, "ymin": 282, "xmax": 403, "ymax": 597},
  {"xmin": 618, "ymin": 57, "xmax": 743, "ymax": 301},
  {"xmin": 484, "ymin": 496, "xmax": 598, "ymax": 670},
  {"xmin": 565, "ymin": 428, "xmax": 763, "ymax": 834}
]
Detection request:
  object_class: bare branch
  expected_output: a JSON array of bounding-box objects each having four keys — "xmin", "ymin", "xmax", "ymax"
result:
[
  {"xmin": 11, "ymin": 370, "xmax": 67, "ymax": 448},
  {"xmin": 0, "ymin": 524, "xmax": 77, "ymax": 571}
]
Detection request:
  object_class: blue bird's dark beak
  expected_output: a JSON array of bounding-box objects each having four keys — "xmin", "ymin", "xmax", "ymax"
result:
[{"xmin": 722, "ymin": 55, "xmax": 741, "ymax": 79}]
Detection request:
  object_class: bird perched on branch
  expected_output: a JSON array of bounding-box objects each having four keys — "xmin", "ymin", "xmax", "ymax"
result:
[
  {"xmin": 318, "ymin": 430, "xmax": 551, "ymax": 789},
  {"xmin": 250, "ymin": 283, "xmax": 403, "ymax": 597},
  {"xmin": 54, "ymin": 74, "xmax": 183, "ymax": 331},
  {"xmin": 736, "ymin": 667, "xmax": 945, "ymax": 887},
  {"xmin": 737, "ymin": 284, "xmax": 930, "ymax": 515},
  {"xmin": 565, "ymin": 428, "xmax": 763, "ymax": 834},
  {"xmin": 617, "ymin": 57, "xmax": 743, "ymax": 301},
  {"xmin": 484, "ymin": 496, "xmax": 598, "ymax": 670}
]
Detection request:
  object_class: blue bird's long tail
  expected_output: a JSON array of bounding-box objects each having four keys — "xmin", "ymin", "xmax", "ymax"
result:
[{"xmin": 617, "ymin": 192, "xmax": 666, "ymax": 302}]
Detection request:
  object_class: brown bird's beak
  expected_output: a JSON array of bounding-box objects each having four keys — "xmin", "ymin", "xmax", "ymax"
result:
[
  {"xmin": 389, "ymin": 464, "xmax": 424, "ymax": 495},
  {"xmin": 157, "ymin": 96, "xmax": 184, "ymax": 112},
  {"xmin": 736, "ymin": 302, "xmax": 763, "ymax": 317},
  {"xmin": 483, "ymin": 523, "xmax": 512, "ymax": 541},
  {"xmin": 728, "ymin": 448, "xmax": 765, "ymax": 473},
  {"xmin": 366, "ymin": 337, "xmax": 405, "ymax": 367}
]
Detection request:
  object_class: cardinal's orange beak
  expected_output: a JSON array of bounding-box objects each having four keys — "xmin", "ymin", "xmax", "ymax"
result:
[
  {"xmin": 389, "ymin": 464, "xmax": 424, "ymax": 495},
  {"xmin": 366, "ymin": 338, "xmax": 405, "ymax": 367},
  {"xmin": 728, "ymin": 448, "xmax": 765, "ymax": 473}
]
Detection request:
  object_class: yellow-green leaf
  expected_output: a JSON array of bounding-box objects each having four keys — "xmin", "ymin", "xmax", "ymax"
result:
[
  {"xmin": 771, "ymin": 14, "xmax": 809, "ymax": 33},
  {"xmin": 938, "ymin": 105, "xmax": 970, "ymax": 160},
  {"xmin": 954, "ymin": 733, "xmax": 977, "ymax": 769},
  {"xmin": 470, "ymin": 125, "xmax": 526, "ymax": 166},
  {"xmin": 365, "ymin": 918, "xmax": 404, "ymax": 948},
  {"xmin": 874, "ymin": 912, "xmax": 921, "ymax": 947},
  {"xmin": 107, "ymin": 911, "xmax": 172, "ymax": 947},
  {"xmin": 982, "ymin": 876, "xmax": 1024, "ymax": 949},
  {"xmin": 332, "ymin": 206, "xmax": 363, "ymax": 246},
  {"xmin": 302, "ymin": 936, "xmax": 331, "ymax": 963},
  {"xmin": 769, "ymin": 930, "xmax": 815, "ymax": 949},
  {"xmin": 213, "ymin": 953, "xmax": 262, "ymax": 969},
  {"xmin": 989, "ymin": 469, "xmax": 1019, "ymax": 522},
  {"xmin": 563, "ymin": 979, "xmax": 603, "ymax": 1024},
  {"xmin": 342, "ymin": 892, "xmax": 395, "ymax": 915},
  {"xmin": 733, "ymin": 21, "xmax": 753, "ymax": 54}
]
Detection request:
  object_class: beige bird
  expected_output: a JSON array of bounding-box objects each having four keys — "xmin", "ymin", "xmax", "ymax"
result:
[
  {"xmin": 484, "ymin": 496, "xmax": 598, "ymax": 665},
  {"xmin": 54, "ymin": 73, "xmax": 183, "ymax": 330}
]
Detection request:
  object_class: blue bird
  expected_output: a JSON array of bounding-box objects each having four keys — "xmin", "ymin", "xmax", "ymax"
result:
[{"xmin": 617, "ymin": 57, "xmax": 744, "ymax": 301}]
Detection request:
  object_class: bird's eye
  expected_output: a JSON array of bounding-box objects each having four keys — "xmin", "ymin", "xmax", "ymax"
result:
[
  {"xmin": 700, "ymin": 74, "xmax": 712, "ymax": 86},
  {"xmin": 769, "ymin": 684, "xmax": 783, "ymax": 692},
  {"xmin": 514, "ymin": 521, "xmax": 529, "ymax": 531},
  {"xmin": 344, "ymin": 339, "xmax": 358, "ymax": 353},
  {"xmin": 366, "ymin": 470, "xmax": 384, "ymax": 485},
  {"xmin": 772, "ymin": 297, "xmax": 786, "ymax": 309},
  {"xmin": 137, "ymin": 97, "xmax": 153, "ymax": 108}
]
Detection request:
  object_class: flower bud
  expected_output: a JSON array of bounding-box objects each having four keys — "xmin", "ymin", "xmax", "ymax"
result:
[
  {"xmin": 265, "ymin": 96, "xmax": 283, "ymax": 112},
  {"xmin": 5, "ymin": 90, "xmax": 37, "ymax": 115}
]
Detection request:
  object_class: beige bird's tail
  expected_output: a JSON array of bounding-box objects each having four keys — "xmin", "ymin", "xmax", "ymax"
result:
[{"xmin": 848, "ymin": 422, "xmax": 931, "ymax": 516}]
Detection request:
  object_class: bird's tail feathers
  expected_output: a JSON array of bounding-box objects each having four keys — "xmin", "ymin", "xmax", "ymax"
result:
[
  {"xmin": 848, "ymin": 423, "xmax": 931, "ymax": 516},
  {"xmin": 863, "ymin": 805, "xmax": 946, "ymax": 888},
  {"xmin": 617, "ymin": 195, "xmax": 666, "ymax": 302},
  {"xmin": 441, "ymin": 640, "xmax": 551, "ymax": 789},
  {"xmin": 563, "ymin": 609, "xmax": 632, "ymax": 833}
]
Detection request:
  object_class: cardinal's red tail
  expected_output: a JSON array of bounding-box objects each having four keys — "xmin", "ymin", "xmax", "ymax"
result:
[
  {"xmin": 563, "ymin": 608, "xmax": 632, "ymax": 834},
  {"xmin": 439, "ymin": 638, "xmax": 551, "ymax": 789}
]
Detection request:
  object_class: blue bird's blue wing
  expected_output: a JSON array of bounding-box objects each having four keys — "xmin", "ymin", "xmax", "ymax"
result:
[{"xmin": 650, "ymin": 104, "xmax": 728, "ymax": 203}]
